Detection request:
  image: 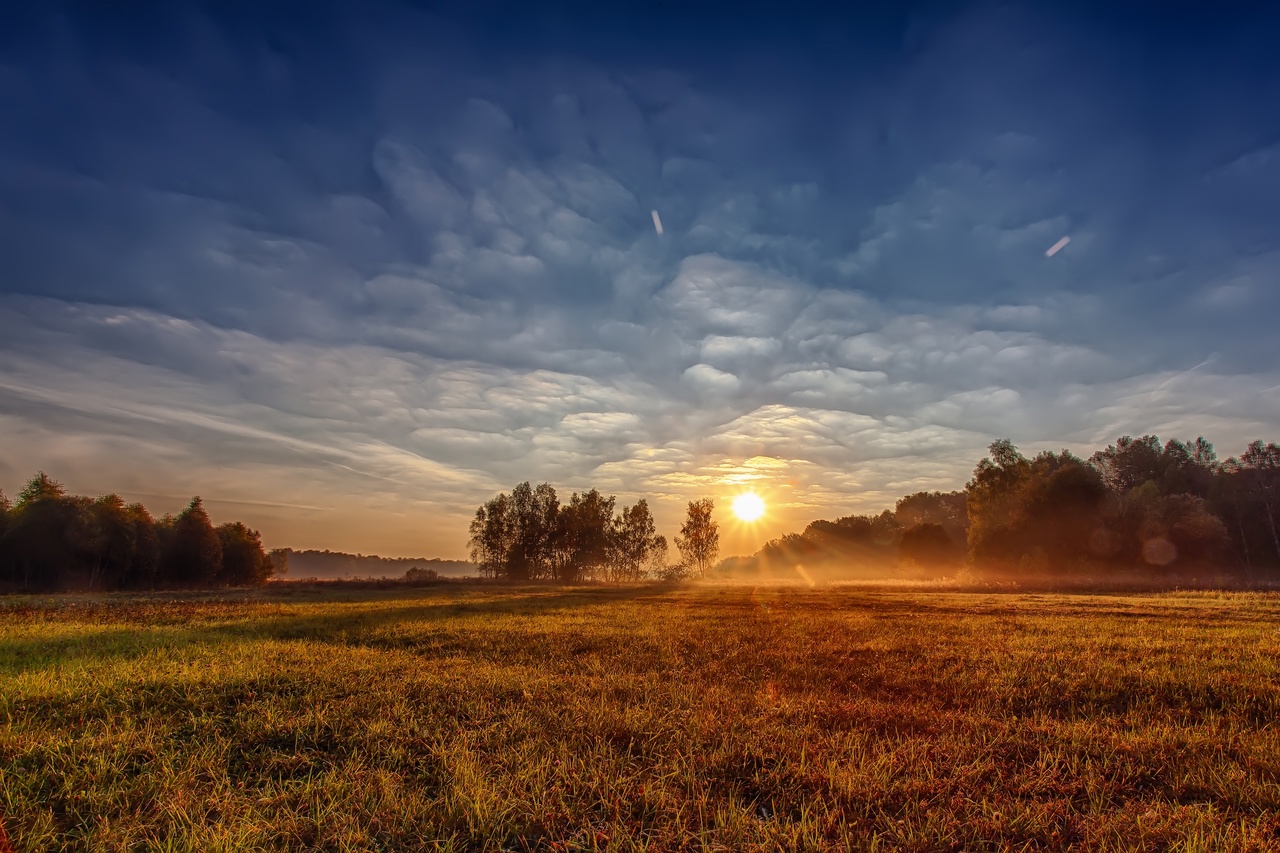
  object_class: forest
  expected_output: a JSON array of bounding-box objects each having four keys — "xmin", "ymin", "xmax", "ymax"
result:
[
  {"xmin": 741, "ymin": 435, "xmax": 1280, "ymax": 580},
  {"xmin": 0, "ymin": 473, "xmax": 284, "ymax": 593},
  {"xmin": 277, "ymin": 550, "xmax": 473, "ymax": 580},
  {"xmin": 472, "ymin": 434, "xmax": 1280, "ymax": 583},
  {"xmin": 6, "ymin": 432, "xmax": 1280, "ymax": 593}
]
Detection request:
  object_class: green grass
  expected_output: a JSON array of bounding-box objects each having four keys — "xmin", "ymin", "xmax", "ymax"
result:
[{"xmin": 3, "ymin": 584, "xmax": 1280, "ymax": 851}]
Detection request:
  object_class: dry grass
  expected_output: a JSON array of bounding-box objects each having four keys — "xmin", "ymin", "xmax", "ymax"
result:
[{"xmin": 3, "ymin": 583, "xmax": 1280, "ymax": 851}]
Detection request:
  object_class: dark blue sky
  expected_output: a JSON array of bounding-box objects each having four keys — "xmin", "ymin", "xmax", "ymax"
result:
[{"xmin": 2, "ymin": 1, "xmax": 1279, "ymax": 556}]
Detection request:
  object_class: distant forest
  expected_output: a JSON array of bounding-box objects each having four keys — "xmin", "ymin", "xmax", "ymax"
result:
[
  {"xmin": 280, "ymin": 549, "xmax": 473, "ymax": 580},
  {"xmin": 737, "ymin": 435, "xmax": 1280, "ymax": 581},
  {"xmin": 0, "ymin": 473, "xmax": 284, "ymax": 593}
]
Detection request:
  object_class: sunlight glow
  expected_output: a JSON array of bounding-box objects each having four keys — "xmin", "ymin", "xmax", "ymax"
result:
[{"xmin": 732, "ymin": 492, "xmax": 766, "ymax": 523}]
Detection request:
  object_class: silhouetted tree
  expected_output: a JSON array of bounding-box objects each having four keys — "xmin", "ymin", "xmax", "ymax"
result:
[
  {"xmin": 1090, "ymin": 435, "xmax": 1164, "ymax": 496},
  {"xmin": 675, "ymin": 499, "xmax": 719, "ymax": 579},
  {"xmin": 217, "ymin": 522, "xmax": 272, "ymax": 586},
  {"xmin": 468, "ymin": 483, "xmax": 561, "ymax": 581},
  {"xmin": 0, "ymin": 475, "xmax": 278, "ymax": 592},
  {"xmin": 967, "ymin": 444, "xmax": 1108, "ymax": 573},
  {"xmin": 469, "ymin": 492, "xmax": 512, "ymax": 578},
  {"xmin": 966, "ymin": 439, "xmax": 1032, "ymax": 568},
  {"xmin": 160, "ymin": 497, "xmax": 223, "ymax": 588},
  {"xmin": 553, "ymin": 489, "xmax": 614, "ymax": 582},
  {"xmin": 86, "ymin": 494, "xmax": 137, "ymax": 591},
  {"xmin": 3, "ymin": 473, "xmax": 81, "ymax": 591},
  {"xmin": 899, "ymin": 523, "xmax": 961, "ymax": 573},
  {"xmin": 809, "ymin": 512, "xmax": 901, "ymax": 562},
  {"xmin": 894, "ymin": 491, "xmax": 968, "ymax": 545},
  {"xmin": 1237, "ymin": 441, "xmax": 1280, "ymax": 562},
  {"xmin": 123, "ymin": 502, "xmax": 161, "ymax": 589},
  {"xmin": 610, "ymin": 499, "xmax": 664, "ymax": 582}
]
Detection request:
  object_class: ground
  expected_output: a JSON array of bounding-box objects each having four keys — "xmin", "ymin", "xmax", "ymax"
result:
[{"xmin": 2, "ymin": 583, "xmax": 1280, "ymax": 851}]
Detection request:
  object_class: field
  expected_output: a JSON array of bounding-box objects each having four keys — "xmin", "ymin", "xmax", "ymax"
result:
[{"xmin": 3, "ymin": 584, "xmax": 1280, "ymax": 851}]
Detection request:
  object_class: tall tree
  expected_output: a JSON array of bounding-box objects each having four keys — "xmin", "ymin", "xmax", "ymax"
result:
[
  {"xmin": 894, "ymin": 491, "xmax": 968, "ymax": 545},
  {"xmin": 898, "ymin": 523, "xmax": 960, "ymax": 572},
  {"xmin": 1090, "ymin": 435, "xmax": 1165, "ymax": 495},
  {"xmin": 610, "ymin": 499, "xmax": 664, "ymax": 582},
  {"xmin": 3, "ymin": 472, "xmax": 81, "ymax": 591},
  {"xmin": 217, "ymin": 522, "xmax": 273, "ymax": 586},
  {"xmin": 468, "ymin": 483, "xmax": 560, "ymax": 580},
  {"xmin": 965, "ymin": 439, "xmax": 1032, "ymax": 566},
  {"xmin": 675, "ymin": 499, "xmax": 719, "ymax": 579},
  {"xmin": 469, "ymin": 492, "xmax": 513, "ymax": 578},
  {"xmin": 123, "ymin": 502, "xmax": 161, "ymax": 589},
  {"xmin": 553, "ymin": 489, "xmax": 615, "ymax": 582},
  {"xmin": 86, "ymin": 494, "xmax": 137, "ymax": 591},
  {"xmin": 1237, "ymin": 441, "xmax": 1280, "ymax": 562},
  {"xmin": 160, "ymin": 497, "xmax": 223, "ymax": 587}
]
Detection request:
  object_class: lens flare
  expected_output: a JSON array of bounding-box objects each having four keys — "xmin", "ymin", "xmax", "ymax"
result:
[{"xmin": 732, "ymin": 492, "xmax": 765, "ymax": 522}]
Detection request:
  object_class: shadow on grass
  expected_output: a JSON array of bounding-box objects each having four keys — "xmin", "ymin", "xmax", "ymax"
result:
[{"xmin": 0, "ymin": 584, "xmax": 674, "ymax": 675}]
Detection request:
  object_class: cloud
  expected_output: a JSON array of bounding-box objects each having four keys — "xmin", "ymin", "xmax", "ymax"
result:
[{"xmin": 2, "ymin": 3, "xmax": 1280, "ymax": 556}]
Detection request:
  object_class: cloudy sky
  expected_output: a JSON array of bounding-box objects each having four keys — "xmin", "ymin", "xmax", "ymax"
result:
[{"xmin": 2, "ymin": 2, "xmax": 1279, "ymax": 558}]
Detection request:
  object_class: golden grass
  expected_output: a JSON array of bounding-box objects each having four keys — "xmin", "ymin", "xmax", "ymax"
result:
[{"xmin": 3, "ymin": 584, "xmax": 1280, "ymax": 851}]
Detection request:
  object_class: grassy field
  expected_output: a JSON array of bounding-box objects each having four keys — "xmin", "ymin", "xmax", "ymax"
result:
[{"xmin": 3, "ymin": 584, "xmax": 1280, "ymax": 851}]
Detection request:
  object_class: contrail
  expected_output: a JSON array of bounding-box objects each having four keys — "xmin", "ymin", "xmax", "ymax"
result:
[
  {"xmin": 651, "ymin": 209, "xmax": 664, "ymax": 236},
  {"xmin": 1045, "ymin": 236, "xmax": 1070, "ymax": 257}
]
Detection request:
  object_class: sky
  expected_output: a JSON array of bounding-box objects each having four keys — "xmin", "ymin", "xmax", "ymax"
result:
[{"xmin": 2, "ymin": 2, "xmax": 1280, "ymax": 559}]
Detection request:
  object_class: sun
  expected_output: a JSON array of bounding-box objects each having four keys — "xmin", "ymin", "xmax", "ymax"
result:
[{"xmin": 732, "ymin": 492, "xmax": 766, "ymax": 523}]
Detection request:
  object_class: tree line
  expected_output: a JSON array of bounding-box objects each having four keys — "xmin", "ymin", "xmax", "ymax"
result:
[
  {"xmin": 0, "ymin": 473, "xmax": 286, "ymax": 593},
  {"xmin": 744, "ymin": 435, "xmax": 1280, "ymax": 579},
  {"xmin": 468, "ymin": 483, "xmax": 720, "ymax": 582}
]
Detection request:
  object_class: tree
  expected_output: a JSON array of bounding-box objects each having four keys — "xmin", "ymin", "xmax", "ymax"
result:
[
  {"xmin": 894, "ymin": 491, "xmax": 968, "ymax": 545},
  {"xmin": 16, "ymin": 472, "xmax": 66, "ymax": 507},
  {"xmin": 123, "ymin": 502, "xmax": 161, "ymax": 589},
  {"xmin": 1090, "ymin": 435, "xmax": 1164, "ymax": 495},
  {"xmin": 899, "ymin": 523, "xmax": 961, "ymax": 574},
  {"xmin": 675, "ymin": 499, "xmax": 719, "ymax": 579},
  {"xmin": 217, "ymin": 522, "xmax": 273, "ymax": 586},
  {"xmin": 3, "ymin": 472, "xmax": 82, "ymax": 591},
  {"xmin": 610, "ymin": 499, "xmax": 664, "ymax": 582},
  {"xmin": 506, "ymin": 482, "xmax": 560, "ymax": 581},
  {"xmin": 646, "ymin": 535, "xmax": 671, "ymax": 579},
  {"xmin": 468, "ymin": 483, "xmax": 561, "ymax": 581},
  {"xmin": 0, "ymin": 474, "xmax": 281, "ymax": 592},
  {"xmin": 967, "ymin": 444, "xmax": 1108, "ymax": 573},
  {"xmin": 1237, "ymin": 441, "xmax": 1280, "ymax": 562},
  {"xmin": 86, "ymin": 494, "xmax": 137, "ymax": 591},
  {"xmin": 160, "ymin": 497, "xmax": 223, "ymax": 587},
  {"xmin": 469, "ymin": 492, "xmax": 512, "ymax": 578},
  {"xmin": 552, "ymin": 489, "xmax": 614, "ymax": 582},
  {"xmin": 267, "ymin": 548, "xmax": 290, "ymax": 578},
  {"xmin": 965, "ymin": 439, "xmax": 1032, "ymax": 567}
]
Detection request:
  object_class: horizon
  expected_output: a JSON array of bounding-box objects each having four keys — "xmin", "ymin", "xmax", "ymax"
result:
[{"xmin": 3, "ymin": 2, "xmax": 1280, "ymax": 560}]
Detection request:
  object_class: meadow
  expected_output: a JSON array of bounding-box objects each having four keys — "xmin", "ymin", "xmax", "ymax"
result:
[{"xmin": 2, "ymin": 583, "xmax": 1280, "ymax": 851}]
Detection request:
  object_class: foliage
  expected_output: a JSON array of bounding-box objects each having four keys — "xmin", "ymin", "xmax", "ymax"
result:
[
  {"xmin": 898, "ymin": 522, "xmax": 961, "ymax": 573},
  {"xmin": 675, "ymin": 498, "xmax": 719, "ymax": 579},
  {"xmin": 737, "ymin": 432, "xmax": 1280, "ymax": 581},
  {"xmin": 0, "ymin": 474, "xmax": 282, "ymax": 593},
  {"xmin": 216, "ymin": 522, "xmax": 273, "ymax": 586},
  {"xmin": 470, "ymin": 485, "xmax": 685, "ymax": 583}
]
